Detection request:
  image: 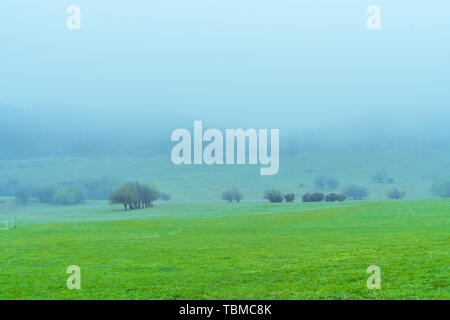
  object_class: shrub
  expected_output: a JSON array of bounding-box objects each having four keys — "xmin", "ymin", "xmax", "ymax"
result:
[
  {"xmin": 160, "ymin": 193, "xmax": 171, "ymax": 201},
  {"xmin": 314, "ymin": 176, "xmax": 340, "ymax": 190},
  {"xmin": 302, "ymin": 192, "xmax": 324, "ymax": 202},
  {"xmin": 311, "ymin": 193, "xmax": 324, "ymax": 202},
  {"xmin": 314, "ymin": 176, "xmax": 327, "ymax": 190},
  {"xmin": 431, "ymin": 181, "xmax": 450, "ymax": 198},
  {"xmin": 264, "ymin": 190, "xmax": 284, "ymax": 203},
  {"xmin": 53, "ymin": 185, "xmax": 87, "ymax": 205},
  {"xmin": 232, "ymin": 188, "xmax": 243, "ymax": 202},
  {"xmin": 386, "ymin": 188, "xmax": 405, "ymax": 200},
  {"xmin": 34, "ymin": 186, "xmax": 56, "ymax": 203},
  {"xmin": 284, "ymin": 193, "xmax": 295, "ymax": 202},
  {"xmin": 325, "ymin": 193, "xmax": 346, "ymax": 202},
  {"xmin": 343, "ymin": 185, "xmax": 368, "ymax": 200},
  {"xmin": 325, "ymin": 177, "xmax": 340, "ymax": 190},
  {"xmin": 222, "ymin": 187, "xmax": 243, "ymax": 203},
  {"xmin": 372, "ymin": 171, "xmax": 394, "ymax": 184},
  {"xmin": 222, "ymin": 190, "xmax": 234, "ymax": 202}
]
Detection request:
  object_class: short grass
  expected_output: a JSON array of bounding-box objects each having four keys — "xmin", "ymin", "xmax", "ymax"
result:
[{"xmin": 0, "ymin": 199, "xmax": 448, "ymax": 299}]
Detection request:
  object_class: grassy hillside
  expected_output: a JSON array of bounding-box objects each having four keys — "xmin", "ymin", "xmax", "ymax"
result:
[
  {"xmin": 0, "ymin": 199, "xmax": 448, "ymax": 299},
  {"xmin": 1, "ymin": 148, "xmax": 450, "ymax": 202}
]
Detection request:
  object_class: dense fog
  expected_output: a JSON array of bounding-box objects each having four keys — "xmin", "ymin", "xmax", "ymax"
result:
[
  {"xmin": 1, "ymin": 1, "xmax": 449, "ymax": 159},
  {"xmin": 0, "ymin": 1, "xmax": 449, "ymax": 201}
]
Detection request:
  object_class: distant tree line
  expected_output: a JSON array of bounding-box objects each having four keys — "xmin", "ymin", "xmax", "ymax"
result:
[
  {"xmin": 3, "ymin": 176, "xmax": 119, "ymax": 204},
  {"xmin": 15, "ymin": 184, "xmax": 88, "ymax": 205},
  {"xmin": 6, "ymin": 175, "xmax": 172, "ymax": 208},
  {"xmin": 372, "ymin": 171, "xmax": 395, "ymax": 184},
  {"xmin": 342, "ymin": 185, "xmax": 368, "ymax": 200},
  {"xmin": 314, "ymin": 176, "xmax": 340, "ymax": 190},
  {"xmin": 431, "ymin": 181, "xmax": 450, "ymax": 198}
]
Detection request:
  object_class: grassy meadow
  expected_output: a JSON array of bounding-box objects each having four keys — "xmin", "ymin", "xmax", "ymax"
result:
[
  {"xmin": 1, "ymin": 148, "xmax": 450, "ymax": 202},
  {"xmin": 2, "ymin": 0, "xmax": 449, "ymax": 302},
  {"xmin": 0, "ymin": 150, "xmax": 449, "ymax": 299},
  {"xmin": 0, "ymin": 198, "xmax": 448, "ymax": 299}
]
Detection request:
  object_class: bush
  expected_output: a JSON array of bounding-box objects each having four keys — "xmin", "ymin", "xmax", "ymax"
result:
[
  {"xmin": 34, "ymin": 186, "xmax": 56, "ymax": 203},
  {"xmin": 314, "ymin": 176, "xmax": 327, "ymax": 190},
  {"xmin": 326, "ymin": 177, "xmax": 340, "ymax": 189},
  {"xmin": 372, "ymin": 171, "xmax": 394, "ymax": 184},
  {"xmin": 232, "ymin": 188, "xmax": 243, "ymax": 202},
  {"xmin": 431, "ymin": 181, "xmax": 450, "ymax": 198},
  {"xmin": 222, "ymin": 190, "xmax": 234, "ymax": 202},
  {"xmin": 284, "ymin": 193, "xmax": 295, "ymax": 202},
  {"xmin": 386, "ymin": 188, "xmax": 405, "ymax": 200},
  {"xmin": 53, "ymin": 185, "xmax": 87, "ymax": 205},
  {"xmin": 325, "ymin": 193, "xmax": 346, "ymax": 202},
  {"xmin": 222, "ymin": 187, "xmax": 243, "ymax": 203},
  {"xmin": 343, "ymin": 185, "xmax": 368, "ymax": 200},
  {"xmin": 160, "ymin": 193, "xmax": 171, "ymax": 201},
  {"xmin": 264, "ymin": 190, "xmax": 284, "ymax": 203},
  {"xmin": 302, "ymin": 193, "xmax": 324, "ymax": 202},
  {"xmin": 314, "ymin": 176, "xmax": 340, "ymax": 190}
]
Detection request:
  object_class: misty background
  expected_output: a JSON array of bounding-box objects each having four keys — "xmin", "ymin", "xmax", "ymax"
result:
[{"xmin": 0, "ymin": 1, "xmax": 449, "ymax": 201}]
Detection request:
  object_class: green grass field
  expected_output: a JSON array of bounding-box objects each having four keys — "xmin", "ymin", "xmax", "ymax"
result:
[{"xmin": 0, "ymin": 198, "xmax": 448, "ymax": 299}]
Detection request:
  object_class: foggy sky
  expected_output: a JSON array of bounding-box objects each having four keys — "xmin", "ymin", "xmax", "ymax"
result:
[{"xmin": 0, "ymin": 0, "xmax": 449, "ymax": 150}]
